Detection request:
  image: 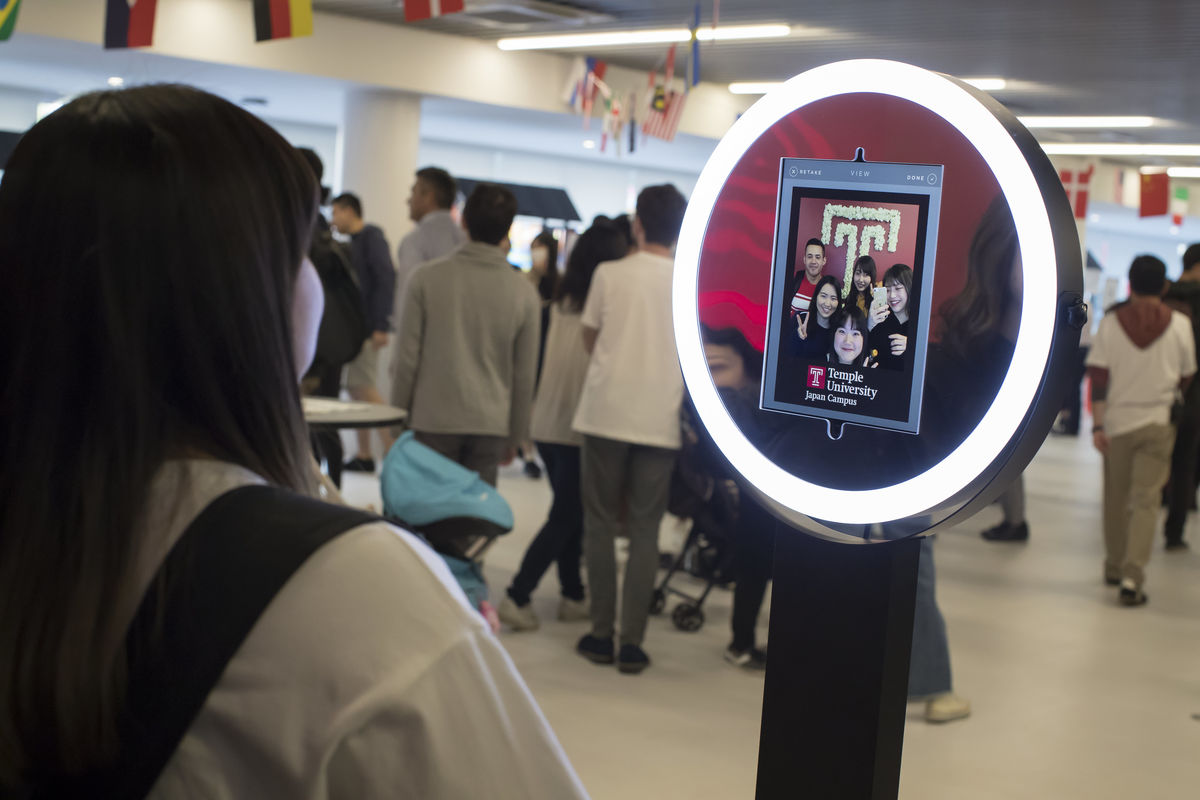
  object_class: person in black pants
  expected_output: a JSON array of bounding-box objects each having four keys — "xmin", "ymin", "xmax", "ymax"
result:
[{"xmin": 1162, "ymin": 243, "xmax": 1200, "ymax": 550}]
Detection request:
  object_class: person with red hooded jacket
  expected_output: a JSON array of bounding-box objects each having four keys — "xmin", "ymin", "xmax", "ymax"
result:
[{"xmin": 1087, "ymin": 255, "xmax": 1195, "ymax": 607}]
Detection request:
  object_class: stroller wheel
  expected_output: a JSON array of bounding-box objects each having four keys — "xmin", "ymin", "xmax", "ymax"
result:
[
  {"xmin": 649, "ymin": 589, "xmax": 667, "ymax": 616},
  {"xmin": 671, "ymin": 603, "xmax": 705, "ymax": 633}
]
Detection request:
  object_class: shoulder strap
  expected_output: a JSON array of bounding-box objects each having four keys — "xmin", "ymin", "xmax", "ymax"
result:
[{"xmin": 46, "ymin": 485, "xmax": 378, "ymax": 799}]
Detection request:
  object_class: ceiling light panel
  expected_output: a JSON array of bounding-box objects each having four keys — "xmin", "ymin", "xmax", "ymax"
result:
[{"xmin": 498, "ymin": 24, "xmax": 790, "ymax": 50}]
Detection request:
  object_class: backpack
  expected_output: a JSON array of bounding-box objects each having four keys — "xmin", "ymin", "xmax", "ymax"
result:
[{"xmin": 310, "ymin": 227, "xmax": 368, "ymax": 371}]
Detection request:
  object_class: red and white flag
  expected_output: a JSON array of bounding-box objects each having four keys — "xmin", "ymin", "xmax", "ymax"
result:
[
  {"xmin": 1058, "ymin": 164, "xmax": 1094, "ymax": 219},
  {"xmin": 642, "ymin": 90, "xmax": 687, "ymax": 142},
  {"xmin": 404, "ymin": 0, "xmax": 464, "ymax": 23}
]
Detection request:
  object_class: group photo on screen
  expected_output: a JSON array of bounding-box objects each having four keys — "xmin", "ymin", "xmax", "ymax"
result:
[{"xmin": 765, "ymin": 185, "xmax": 935, "ymax": 431}]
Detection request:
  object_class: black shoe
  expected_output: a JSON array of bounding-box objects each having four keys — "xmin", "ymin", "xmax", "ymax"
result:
[
  {"xmin": 343, "ymin": 456, "xmax": 376, "ymax": 473},
  {"xmin": 724, "ymin": 645, "xmax": 767, "ymax": 670},
  {"xmin": 617, "ymin": 643, "xmax": 651, "ymax": 674},
  {"xmin": 1166, "ymin": 539, "xmax": 1190, "ymax": 552},
  {"xmin": 1118, "ymin": 585, "xmax": 1148, "ymax": 607},
  {"xmin": 576, "ymin": 634, "xmax": 614, "ymax": 665},
  {"xmin": 1104, "ymin": 575, "xmax": 1121, "ymax": 587},
  {"xmin": 981, "ymin": 522, "xmax": 1029, "ymax": 542},
  {"xmin": 523, "ymin": 460, "xmax": 542, "ymax": 479}
]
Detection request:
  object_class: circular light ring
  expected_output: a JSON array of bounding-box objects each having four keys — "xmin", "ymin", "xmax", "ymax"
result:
[{"xmin": 674, "ymin": 59, "xmax": 1057, "ymax": 526}]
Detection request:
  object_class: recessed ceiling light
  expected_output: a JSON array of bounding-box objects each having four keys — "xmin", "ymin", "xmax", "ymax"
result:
[
  {"xmin": 582, "ymin": 139, "xmax": 596, "ymax": 150},
  {"xmin": 498, "ymin": 24, "xmax": 791, "ymax": 51},
  {"xmin": 1018, "ymin": 116, "xmax": 1154, "ymax": 129},
  {"xmin": 1041, "ymin": 143, "xmax": 1200, "ymax": 157},
  {"xmin": 1167, "ymin": 167, "xmax": 1200, "ymax": 178},
  {"xmin": 107, "ymin": 76, "xmax": 125, "ymax": 87}
]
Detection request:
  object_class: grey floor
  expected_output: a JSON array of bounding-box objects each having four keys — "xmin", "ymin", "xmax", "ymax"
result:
[{"xmin": 342, "ymin": 431, "xmax": 1200, "ymax": 800}]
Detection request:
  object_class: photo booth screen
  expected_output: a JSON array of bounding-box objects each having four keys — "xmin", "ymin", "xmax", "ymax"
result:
[{"xmin": 761, "ymin": 157, "xmax": 944, "ymax": 434}]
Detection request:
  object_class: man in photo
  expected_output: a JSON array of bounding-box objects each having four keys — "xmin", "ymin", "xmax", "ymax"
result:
[{"xmin": 789, "ymin": 238, "xmax": 827, "ymax": 316}]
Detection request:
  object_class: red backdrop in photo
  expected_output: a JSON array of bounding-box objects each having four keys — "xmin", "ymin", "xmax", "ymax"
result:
[{"xmin": 791, "ymin": 198, "xmax": 920, "ymax": 295}]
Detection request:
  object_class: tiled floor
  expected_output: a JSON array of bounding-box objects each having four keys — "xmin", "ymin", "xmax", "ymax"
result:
[{"xmin": 342, "ymin": 431, "xmax": 1200, "ymax": 799}]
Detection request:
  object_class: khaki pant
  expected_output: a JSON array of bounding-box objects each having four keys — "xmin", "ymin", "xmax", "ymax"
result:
[{"xmin": 1103, "ymin": 423, "xmax": 1175, "ymax": 586}]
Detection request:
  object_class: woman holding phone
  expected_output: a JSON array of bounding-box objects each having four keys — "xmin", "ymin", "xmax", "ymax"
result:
[
  {"xmin": 791, "ymin": 275, "xmax": 842, "ymax": 359},
  {"xmin": 827, "ymin": 307, "xmax": 877, "ymax": 368},
  {"xmin": 845, "ymin": 255, "xmax": 877, "ymax": 316},
  {"xmin": 870, "ymin": 263, "xmax": 913, "ymax": 371}
]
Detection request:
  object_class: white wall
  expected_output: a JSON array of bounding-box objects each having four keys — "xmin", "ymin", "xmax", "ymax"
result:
[{"xmin": 418, "ymin": 139, "xmax": 700, "ymax": 226}]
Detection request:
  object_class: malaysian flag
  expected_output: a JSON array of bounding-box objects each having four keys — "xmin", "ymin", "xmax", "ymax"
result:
[{"xmin": 643, "ymin": 91, "xmax": 687, "ymax": 142}]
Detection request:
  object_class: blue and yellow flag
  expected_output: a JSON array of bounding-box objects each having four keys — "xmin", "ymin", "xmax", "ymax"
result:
[{"xmin": 0, "ymin": 0, "xmax": 24, "ymax": 42}]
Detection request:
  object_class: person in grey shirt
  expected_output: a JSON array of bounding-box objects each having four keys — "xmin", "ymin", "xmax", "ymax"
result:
[{"xmin": 391, "ymin": 183, "xmax": 540, "ymax": 487}]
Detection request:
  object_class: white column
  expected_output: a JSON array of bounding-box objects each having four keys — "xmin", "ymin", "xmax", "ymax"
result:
[{"xmin": 339, "ymin": 89, "xmax": 422, "ymax": 406}]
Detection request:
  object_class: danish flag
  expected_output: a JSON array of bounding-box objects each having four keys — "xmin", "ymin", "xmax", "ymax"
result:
[
  {"xmin": 1058, "ymin": 164, "xmax": 1094, "ymax": 219},
  {"xmin": 404, "ymin": 0, "xmax": 465, "ymax": 22}
]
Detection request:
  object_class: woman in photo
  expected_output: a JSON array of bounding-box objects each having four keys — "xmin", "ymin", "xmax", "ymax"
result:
[
  {"xmin": 845, "ymin": 255, "xmax": 877, "ymax": 316},
  {"xmin": 791, "ymin": 275, "xmax": 842, "ymax": 359},
  {"xmin": 870, "ymin": 263, "xmax": 913, "ymax": 370},
  {"xmin": 827, "ymin": 307, "xmax": 877, "ymax": 368}
]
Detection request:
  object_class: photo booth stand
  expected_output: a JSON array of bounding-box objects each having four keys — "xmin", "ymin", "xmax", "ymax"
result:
[{"xmin": 672, "ymin": 60, "xmax": 1086, "ymax": 799}]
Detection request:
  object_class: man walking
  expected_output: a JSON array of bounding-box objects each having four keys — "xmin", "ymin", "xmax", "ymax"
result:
[
  {"xmin": 1087, "ymin": 255, "xmax": 1195, "ymax": 606},
  {"xmin": 1161, "ymin": 243, "xmax": 1200, "ymax": 550},
  {"xmin": 391, "ymin": 183, "xmax": 540, "ymax": 486},
  {"xmin": 330, "ymin": 192, "xmax": 396, "ymax": 472},
  {"xmin": 572, "ymin": 184, "xmax": 687, "ymax": 674}
]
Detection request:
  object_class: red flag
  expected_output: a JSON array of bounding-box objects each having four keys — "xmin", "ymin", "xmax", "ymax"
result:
[
  {"xmin": 1058, "ymin": 164, "xmax": 1093, "ymax": 219},
  {"xmin": 105, "ymin": 0, "xmax": 158, "ymax": 49},
  {"xmin": 1140, "ymin": 171, "xmax": 1169, "ymax": 217},
  {"xmin": 404, "ymin": 0, "xmax": 465, "ymax": 23}
]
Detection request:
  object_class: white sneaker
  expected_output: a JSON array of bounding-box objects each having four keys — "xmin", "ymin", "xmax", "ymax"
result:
[
  {"xmin": 497, "ymin": 595, "xmax": 539, "ymax": 632},
  {"xmin": 924, "ymin": 692, "xmax": 971, "ymax": 723},
  {"xmin": 557, "ymin": 596, "xmax": 591, "ymax": 622}
]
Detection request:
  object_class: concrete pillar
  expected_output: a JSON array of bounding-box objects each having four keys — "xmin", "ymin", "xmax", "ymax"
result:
[{"xmin": 339, "ymin": 89, "xmax": 422, "ymax": 409}]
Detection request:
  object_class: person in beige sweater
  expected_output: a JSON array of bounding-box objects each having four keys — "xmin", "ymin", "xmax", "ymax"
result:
[{"xmin": 390, "ymin": 183, "xmax": 541, "ymax": 486}]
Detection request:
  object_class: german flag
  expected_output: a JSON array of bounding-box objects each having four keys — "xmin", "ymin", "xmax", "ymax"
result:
[
  {"xmin": 254, "ymin": 0, "xmax": 314, "ymax": 42},
  {"xmin": 104, "ymin": 0, "xmax": 158, "ymax": 49},
  {"xmin": 0, "ymin": 0, "xmax": 24, "ymax": 42}
]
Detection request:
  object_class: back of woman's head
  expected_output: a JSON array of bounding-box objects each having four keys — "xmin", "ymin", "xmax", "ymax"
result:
[
  {"xmin": 939, "ymin": 195, "xmax": 1020, "ymax": 358},
  {"xmin": 555, "ymin": 222, "xmax": 627, "ymax": 311},
  {"xmin": 0, "ymin": 85, "xmax": 318, "ymax": 784}
]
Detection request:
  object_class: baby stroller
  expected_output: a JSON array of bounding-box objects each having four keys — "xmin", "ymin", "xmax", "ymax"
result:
[
  {"xmin": 650, "ymin": 404, "xmax": 739, "ymax": 633},
  {"xmin": 381, "ymin": 432, "xmax": 513, "ymax": 614}
]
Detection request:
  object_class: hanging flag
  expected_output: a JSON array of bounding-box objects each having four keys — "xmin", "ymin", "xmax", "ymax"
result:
[
  {"xmin": 1058, "ymin": 164, "xmax": 1094, "ymax": 219},
  {"xmin": 404, "ymin": 0, "xmax": 465, "ymax": 23},
  {"xmin": 253, "ymin": 0, "xmax": 314, "ymax": 42},
  {"xmin": 628, "ymin": 91, "xmax": 638, "ymax": 154},
  {"xmin": 664, "ymin": 44, "xmax": 677, "ymax": 88},
  {"xmin": 563, "ymin": 56, "xmax": 587, "ymax": 109},
  {"xmin": 1139, "ymin": 171, "xmax": 1169, "ymax": 217},
  {"xmin": 687, "ymin": 2, "xmax": 701, "ymax": 89},
  {"xmin": 0, "ymin": 0, "xmax": 24, "ymax": 42},
  {"xmin": 643, "ymin": 91, "xmax": 687, "ymax": 142},
  {"xmin": 579, "ymin": 58, "xmax": 607, "ymax": 123},
  {"xmin": 1172, "ymin": 185, "xmax": 1189, "ymax": 225},
  {"xmin": 105, "ymin": 0, "xmax": 158, "ymax": 49}
]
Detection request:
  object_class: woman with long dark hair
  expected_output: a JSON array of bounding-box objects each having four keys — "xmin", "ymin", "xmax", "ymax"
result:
[
  {"xmin": 845, "ymin": 254, "xmax": 877, "ymax": 316},
  {"xmin": 499, "ymin": 222, "xmax": 629, "ymax": 630},
  {"xmin": 870, "ymin": 263, "xmax": 914, "ymax": 370},
  {"xmin": 791, "ymin": 274, "xmax": 842, "ymax": 359},
  {"xmin": 0, "ymin": 86, "xmax": 584, "ymax": 798}
]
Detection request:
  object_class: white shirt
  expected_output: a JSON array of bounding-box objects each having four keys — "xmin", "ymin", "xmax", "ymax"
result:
[
  {"xmin": 572, "ymin": 251, "xmax": 684, "ymax": 449},
  {"xmin": 144, "ymin": 460, "xmax": 587, "ymax": 800},
  {"xmin": 1086, "ymin": 310, "xmax": 1196, "ymax": 438},
  {"xmin": 393, "ymin": 210, "xmax": 467, "ymax": 337},
  {"xmin": 531, "ymin": 302, "xmax": 590, "ymax": 446}
]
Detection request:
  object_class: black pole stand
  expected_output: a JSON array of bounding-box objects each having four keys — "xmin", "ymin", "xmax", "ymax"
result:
[{"xmin": 755, "ymin": 526, "xmax": 921, "ymax": 799}]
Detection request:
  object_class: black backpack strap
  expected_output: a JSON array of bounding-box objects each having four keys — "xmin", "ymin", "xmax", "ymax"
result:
[{"xmin": 46, "ymin": 484, "xmax": 379, "ymax": 799}]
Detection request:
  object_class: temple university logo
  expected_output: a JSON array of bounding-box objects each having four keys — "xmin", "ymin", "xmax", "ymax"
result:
[
  {"xmin": 821, "ymin": 204, "xmax": 902, "ymax": 295},
  {"xmin": 807, "ymin": 366, "xmax": 826, "ymax": 389}
]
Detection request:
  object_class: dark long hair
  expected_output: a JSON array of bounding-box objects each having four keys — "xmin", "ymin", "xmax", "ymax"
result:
[
  {"xmin": 554, "ymin": 222, "xmax": 627, "ymax": 312},
  {"xmin": 845, "ymin": 254, "xmax": 877, "ymax": 312},
  {"xmin": 0, "ymin": 85, "xmax": 319, "ymax": 784},
  {"xmin": 803, "ymin": 275, "xmax": 844, "ymax": 330},
  {"xmin": 938, "ymin": 195, "xmax": 1020, "ymax": 360},
  {"xmin": 827, "ymin": 306, "xmax": 872, "ymax": 365},
  {"xmin": 531, "ymin": 230, "xmax": 560, "ymax": 301}
]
